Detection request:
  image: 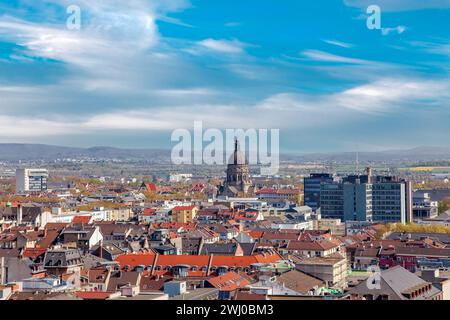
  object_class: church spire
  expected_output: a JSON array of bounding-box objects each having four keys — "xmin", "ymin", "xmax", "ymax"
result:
[{"xmin": 234, "ymin": 138, "xmax": 239, "ymax": 164}]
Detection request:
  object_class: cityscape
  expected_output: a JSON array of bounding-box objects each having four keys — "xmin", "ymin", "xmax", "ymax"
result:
[
  {"xmin": 0, "ymin": 0, "xmax": 450, "ymax": 312},
  {"xmin": 1, "ymin": 141, "xmax": 450, "ymax": 302}
]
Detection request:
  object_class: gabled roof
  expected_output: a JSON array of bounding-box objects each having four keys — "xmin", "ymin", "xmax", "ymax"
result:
[
  {"xmin": 207, "ymin": 272, "xmax": 251, "ymax": 291},
  {"xmin": 275, "ymin": 269, "xmax": 324, "ymax": 294},
  {"xmin": 200, "ymin": 243, "xmax": 241, "ymax": 256},
  {"xmin": 23, "ymin": 248, "xmax": 47, "ymax": 259},
  {"xmin": 286, "ymin": 240, "xmax": 339, "ymax": 251},
  {"xmin": 349, "ymin": 266, "xmax": 440, "ymax": 300},
  {"xmin": 72, "ymin": 216, "xmax": 91, "ymax": 224},
  {"xmin": 107, "ymin": 271, "xmax": 140, "ymax": 291}
]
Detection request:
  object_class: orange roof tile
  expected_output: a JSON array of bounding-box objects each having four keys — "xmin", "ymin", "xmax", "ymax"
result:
[
  {"xmin": 207, "ymin": 272, "xmax": 251, "ymax": 291},
  {"xmin": 72, "ymin": 216, "xmax": 91, "ymax": 224},
  {"xmin": 75, "ymin": 291, "xmax": 114, "ymax": 300}
]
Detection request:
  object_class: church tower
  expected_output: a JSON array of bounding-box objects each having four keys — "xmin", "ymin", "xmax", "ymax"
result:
[{"xmin": 221, "ymin": 139, "xmax": 252, "ymax": 197}]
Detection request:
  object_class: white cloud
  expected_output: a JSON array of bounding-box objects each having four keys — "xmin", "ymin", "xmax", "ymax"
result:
[
  {"xmin": 323, "ymin": 40, "xmax": 354, "ymax": 48},
  {"xmin": 196, "ymin": 39, "xmax": 249, "ymax": 54},
  {"xmin": 381, "ymin": 25, "xmax": 407, "ymax": 36},
  {"xmin": 2, "ymin": 77, "xmax": 447, "ymax": 138},
  {"xmin": 301, "ymin": 50, "xmax": 372, "ymax": 64}
]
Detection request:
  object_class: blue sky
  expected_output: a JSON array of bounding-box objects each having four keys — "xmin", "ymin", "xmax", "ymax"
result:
[{"xmin": 0, "ymin": 0, "xmax": 449, "ymax": 152}]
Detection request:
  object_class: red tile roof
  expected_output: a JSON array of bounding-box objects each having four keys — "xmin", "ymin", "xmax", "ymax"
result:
[
  {"xmin": 143, "ymin": 208, "xmax": 156, "ymax": 216},
  {"xmin": 115, "ymin": 252, "xmax": 157, "ymax": 268},
  {"xmin": 114, "ymin": 252, "xmax": 282, "ymax": 276},
  {"xmin": 74, "ymin": 291, "xmax": 114, "ymax": 300},
  {"xmin": 72, "ymin": 216, "xmax": 91, "ymax": 224},
  {"xmin": 23, "ymin": 248, "xmax": 47, "ymax": 259},
  {"xmin": 145, "ymin": 183, "xmax": 157, "ymax": 192},
  {"xmin": 207, "ymin": 272, "xmax": 251, "ymax": 291},
  {"xmin": 172, "ymin": 205, "xmax": 197, "ymax": 211}
]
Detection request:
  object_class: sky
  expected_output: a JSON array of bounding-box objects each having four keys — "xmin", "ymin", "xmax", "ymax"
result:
[{"xmin": 0, "ymin": 0, "xmax": 449, "ymax": 153}]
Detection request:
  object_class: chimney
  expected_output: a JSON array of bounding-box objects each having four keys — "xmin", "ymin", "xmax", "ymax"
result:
[{"xmin": 17, "ymin": 204, "xmax": 23, "ymax": 226}]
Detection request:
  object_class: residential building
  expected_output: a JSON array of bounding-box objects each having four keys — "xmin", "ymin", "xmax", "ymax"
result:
[
  {"xmin": 294, "ymin": 256, "xmax": 348, "ymax": 288},
  {"xmin": 348, "ymin": 266, "xmax": 442, "ymax": 300},
  {"xmin": 15, "ymin": 168, "xmax": 49, "ymax": 193},
  {"xmin": 171, "ymin": 205, "xmax": 198, "ymax": 223},
  {"xmin": 256, "ymin": 188, "xmax": 304, "ymax": 205}
]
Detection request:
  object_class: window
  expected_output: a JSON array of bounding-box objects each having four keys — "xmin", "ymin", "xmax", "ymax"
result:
[
  {"xmin": 201, "ymin": 266, "xmax": 207, "ymax": 272},
  {"xmin": 156, "ymin": 265, "xmax": 162, "ymax": 271},
  {"xmin": 192, "ymin": 266, "xmax": 198, "ymax": 272},
  {"xmin": 165, "ymin": 265, "xmax": 171, "ymax": 272}
]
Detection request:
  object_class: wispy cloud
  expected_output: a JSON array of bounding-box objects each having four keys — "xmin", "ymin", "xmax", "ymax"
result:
[
  {"xmin": 323, "ymin": 40, "xmax": 354, "ymax": 48},
  {"xmin": 196, "ymin": 38, "xmax": 250, "ymax": 54},
  {"xmin": 382, "ymin": 25, "xmax": 407, "ymax": 36},
  {"xmin": 300, "ymin": 50, "xmax": 372, "ymax": 64},
  {"xmin": 2, "ymin": 77, "xmax": 447, "ymax": 138}
]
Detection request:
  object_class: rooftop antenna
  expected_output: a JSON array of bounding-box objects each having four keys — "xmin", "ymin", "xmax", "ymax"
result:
[{"xmin": 355, "ymin": 148, "xmax": 359, "ymax": 175}]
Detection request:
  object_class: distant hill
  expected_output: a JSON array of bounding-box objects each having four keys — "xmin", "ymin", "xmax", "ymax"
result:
[
  {"xmin": 284, "ymin": 146, "xmax": 450, "ymax": 163},
  {"xmin": 0, "ymin": 143, "xmax": 449, "ymax": 163},
  {"xmin": 0, "ymin": 144, "xmax": 170, "ymax": 161}
]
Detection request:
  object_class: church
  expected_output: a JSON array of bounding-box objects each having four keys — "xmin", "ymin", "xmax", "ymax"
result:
[{"xmin": 220, "ymin": 139, "xmax": 255, "ymax": 198}]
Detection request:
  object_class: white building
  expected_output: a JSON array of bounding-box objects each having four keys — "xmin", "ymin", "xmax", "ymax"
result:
[
  {"xmin": 16, "ymin": 168, "xmax": 49, "ymax": 193},
  {"xmin": 169, "ymin": 173, "xmax": 192, "ymax": 183},
  {"xmin": 49, "ymin": 209, "xmax": 110, "ymax": 224}
]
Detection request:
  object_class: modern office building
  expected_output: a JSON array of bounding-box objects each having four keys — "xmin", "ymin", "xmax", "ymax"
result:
[
  {"xmin": 413, "ymin": 192, "xmax": 439, "ymax": 219},
  {"xmin": 304, "ymin": 173, "xmax": 334, "ymax": 212},
  {"xmin": 343, "ymin": 183, "xmax": 373, "ymax": 222},
  {"xmin": 318, "ymin": 169, "xmax": 412, "ymax": 223},
  {"xmin": 371, "ymin": 177, "xmax": 410, "ymax": 223},
  {"xmin": 15, "ymin": 168, "xmax": 49, "ymax": 193},
  {"xmin": 320, "ymin": 182, "xmax": 344, "ymax": 220}
]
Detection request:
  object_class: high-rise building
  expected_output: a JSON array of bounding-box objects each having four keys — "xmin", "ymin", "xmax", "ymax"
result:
[
  {"xmin": 371, "ymin": 176, "xmax": 412, "ymax": 224},
  {"xmin": 343, "ymin": 183, "xmax": 373, "ymax": 222},
  {"xmin": 304, "ymin": 173, "xmax": 334, "ymax": 212},
  {"xmin": 15, "ymin": 168, "xmax": 48, "ymax": 193},
  {"xmin": 320, "ymin": 182, "xmax": 344, "ymax": 220},
  {"xmin": 319, "ymin": 170, "xmax": 412, "ymax": 223}
]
